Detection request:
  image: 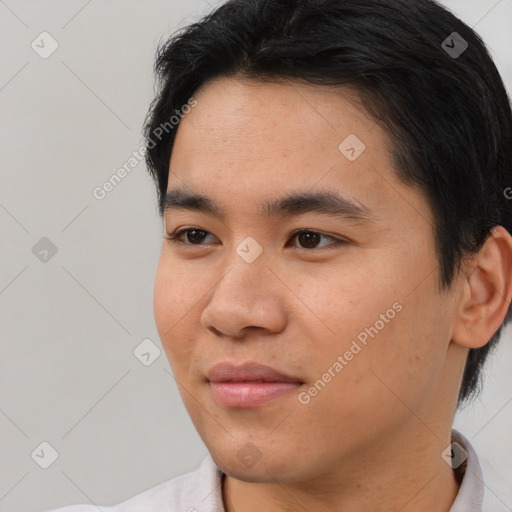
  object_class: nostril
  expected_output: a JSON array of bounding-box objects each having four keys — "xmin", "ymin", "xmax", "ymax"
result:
[
  {"xmin": 208, "ymin": 326, "xmax": 222, "ymax": 336},
  {"xmin": 208, "ymin": 325, "xmax": 248, "ymax": 340}
]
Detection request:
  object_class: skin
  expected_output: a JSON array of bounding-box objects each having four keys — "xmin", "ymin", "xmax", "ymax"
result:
[{"xmin": 153, "ymin": 76, "xmax": 512, "ymax": 512}]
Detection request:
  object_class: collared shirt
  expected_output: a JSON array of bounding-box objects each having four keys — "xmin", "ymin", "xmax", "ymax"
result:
[
  {"xmin": 450, "ymin": 430, "xmax": 484, "ymax": 511},
  {"xmin": 47, "ymin": 430, "xmax": 484, "ymax": 512}
]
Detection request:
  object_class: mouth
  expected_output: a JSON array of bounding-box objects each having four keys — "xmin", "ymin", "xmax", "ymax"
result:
[{"xmin": 206, "ymin": 362, "xmax": 304, "ymax": 408}]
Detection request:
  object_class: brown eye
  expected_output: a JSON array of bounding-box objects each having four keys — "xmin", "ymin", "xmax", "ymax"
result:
[
  {"xmin": 167, "ymin": 228, "xmax": 217, "ymax": 245},
  {"xmin": 184, "ymin": 229, "xmax": 209, "ymax": 244},
  {"xmin": 289, "ymin": 230, "xmax": 344, "ymax": 250},
  {"xmin": 297, "ymin": 231, "xmax": 321, "ymax": 249}
]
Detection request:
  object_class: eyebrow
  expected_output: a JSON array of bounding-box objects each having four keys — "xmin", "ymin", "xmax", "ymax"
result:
[{"xmin": 161, "ymin": 188, "xmax": 374, "ymax": 222}]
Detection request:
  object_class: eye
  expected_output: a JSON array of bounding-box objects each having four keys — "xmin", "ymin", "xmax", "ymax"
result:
[
  {"xmin": 165, "ymin": 228, "xmax": 346, "ymax": 250},
  {"xmin": 288, "ymin": 230, "xmax": 345, "ymax": 250},
  {"xmin": 166, "ymin": 228, "xmax": 218, "ymax": 245}
]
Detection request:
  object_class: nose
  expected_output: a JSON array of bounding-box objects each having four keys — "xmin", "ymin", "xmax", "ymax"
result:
[{"xmin": 200, "ymin": 259, "xmax": 288, "ymax": 339}]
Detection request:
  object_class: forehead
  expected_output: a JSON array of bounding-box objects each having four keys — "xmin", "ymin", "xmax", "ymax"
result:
[
  {"xmin": 166, "ymin": 76, "xmax": 428, "ymax": 227},
  {"xmin": 176, "ymin": 76, "xmax": 383, "ymax": 153}
]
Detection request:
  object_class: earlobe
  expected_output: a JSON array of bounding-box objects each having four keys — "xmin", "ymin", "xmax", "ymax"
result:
[{"xmin": 452, "ymin": 226, "xmax": 512, "ymax": 349}]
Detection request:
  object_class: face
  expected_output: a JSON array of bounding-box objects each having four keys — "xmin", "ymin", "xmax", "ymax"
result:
[{"xmin": 153, "ymin": 77, "xmax": 463, "ymax": 485}]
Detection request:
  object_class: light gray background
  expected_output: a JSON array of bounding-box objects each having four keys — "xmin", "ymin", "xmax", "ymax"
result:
[{"xmin": 1, "ymin": 1, "xmax": 511, "ymax": 511}]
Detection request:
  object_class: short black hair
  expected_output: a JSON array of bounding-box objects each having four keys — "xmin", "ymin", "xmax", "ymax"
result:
[{"xmin": 144, "ymin": 0, "xmax": 512, "ymax": 406}]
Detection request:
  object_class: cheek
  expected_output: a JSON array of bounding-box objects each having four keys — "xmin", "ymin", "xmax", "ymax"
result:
[
  {"xmin": 292, "ymin": 257, "xmax": 450, "ymax": 407},
  {"xmin": 348, "ymin": 286, "xmax": 453, "ymax": 412},
  {"xmin": 153, "ymin": 257, "xmax": 204, "ymax": 366},
  {"xmin": 290, "ymin": 261, "xmax": 396, "ymax": 346},
  {"xmin": 153, "ymin": 260, "xmax": 177, "ymax": 338}
]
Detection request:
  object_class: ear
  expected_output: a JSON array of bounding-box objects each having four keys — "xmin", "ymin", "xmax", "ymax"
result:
[{"xmin": 452, "ymin": 226, "xmax": 512, "ymax": 349}]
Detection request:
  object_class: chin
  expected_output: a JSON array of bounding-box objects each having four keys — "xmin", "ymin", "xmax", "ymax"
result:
[
  {"xmin": 213, "ymin": 453, "xmax": 283, "ymax": 483},
  {"xmin": 209, "ymin": 441, "xmax": 306, "ymax": 484}
]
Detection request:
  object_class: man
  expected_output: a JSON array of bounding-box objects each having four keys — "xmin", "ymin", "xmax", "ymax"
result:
[{"xmin": 48, "ymin": 0, "xmax": 512, "ymax": 510}]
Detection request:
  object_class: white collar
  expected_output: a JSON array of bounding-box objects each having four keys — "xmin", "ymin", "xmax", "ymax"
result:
[{"xmin": 449, "ymin": 430, "xmax": 484, "ymax": 511}]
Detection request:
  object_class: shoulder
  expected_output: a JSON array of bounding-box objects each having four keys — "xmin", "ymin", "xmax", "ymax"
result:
[{"xmin": 45, "ymin": 454, "xmax": 225, "ymax": 512}]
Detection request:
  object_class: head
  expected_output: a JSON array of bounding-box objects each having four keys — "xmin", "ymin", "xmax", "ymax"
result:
[{"xmin": 145, "ymin": 0, "xmax": 512, "ymax": 483}]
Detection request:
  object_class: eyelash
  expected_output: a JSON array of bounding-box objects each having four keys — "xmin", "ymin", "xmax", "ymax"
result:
[{"xmin": 165, "ymin": 228, "xmax": 347, "ymax": 251}]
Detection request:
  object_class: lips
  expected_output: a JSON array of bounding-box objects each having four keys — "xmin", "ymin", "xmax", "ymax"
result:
[
  {"xmin": 207, "ymin": 362, "xmax": 302, "ymax": 383},
  {"xmin": 206, "ymin": 362, "xmax": 303, "ymax": 408}
]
